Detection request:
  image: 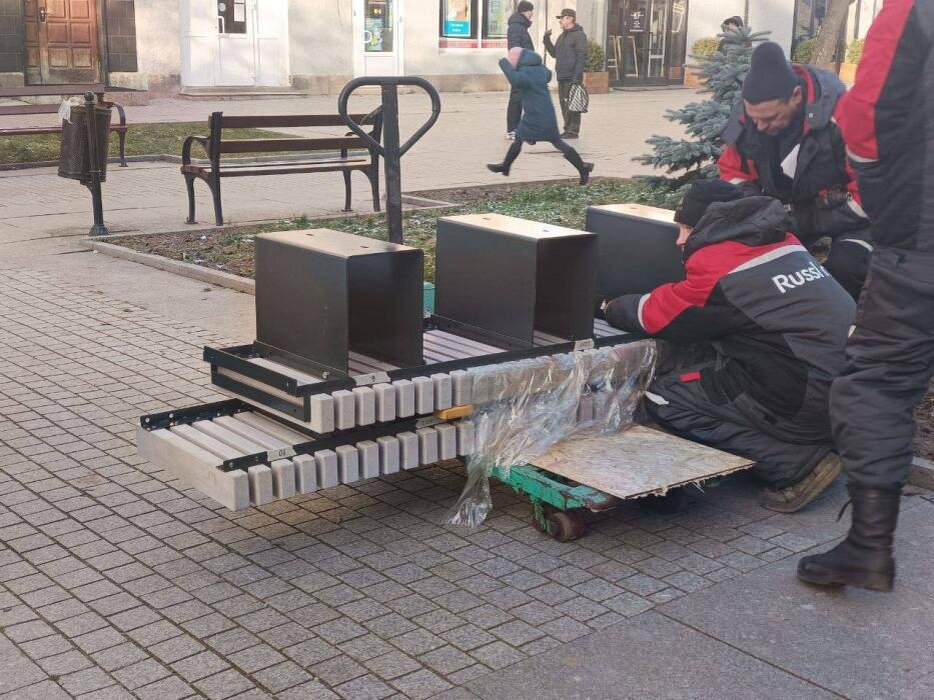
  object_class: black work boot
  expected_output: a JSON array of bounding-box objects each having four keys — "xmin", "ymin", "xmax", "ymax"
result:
[
  {"xmin": 797, "ymin": 483, "xmax": 901, "ymax": 592},
  {"xmin": 486, "ymin": 162, "xmax": 510, "ymax": 176},
  {"xmin": 579, "ymin": 162, "xmax": 594, "ymax": 185}
]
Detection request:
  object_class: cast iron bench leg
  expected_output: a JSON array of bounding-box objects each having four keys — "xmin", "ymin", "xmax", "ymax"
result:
[
  {"xmin": 118, "ymin": 130, "xmax": 127, "ymax": 167},
  {"xmin": 342, "ymin": 170, "xmax": 352, "ymax": 213},
  {"xmin": 210, "ymin": 176, "xmax": 223, "ymax": 226},
  {"xmin": 184, "ymin": 174, "xmax": 197, "ymax": 224}
]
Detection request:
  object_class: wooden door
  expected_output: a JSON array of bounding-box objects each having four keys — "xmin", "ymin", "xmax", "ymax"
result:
[{"xmin": 24, "ymin": 0, "xmax": 101, "ymax": 84}]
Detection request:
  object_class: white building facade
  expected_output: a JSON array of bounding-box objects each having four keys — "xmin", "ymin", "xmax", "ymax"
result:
[{"xmin": 0, "ymin": 1, "xmax": 883, "ymax": 94}]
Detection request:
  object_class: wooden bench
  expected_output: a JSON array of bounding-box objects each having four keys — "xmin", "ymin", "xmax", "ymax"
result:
[
  {"xmin": 180, "ymin": 110, "xmax": 383, "ymax": 226},
  {"xmin": 0, "ymin": 84, "xmax": 128, "ymax": 167}
]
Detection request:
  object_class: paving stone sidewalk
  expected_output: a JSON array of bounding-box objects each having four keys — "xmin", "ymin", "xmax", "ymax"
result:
[{"xmin": 2, "ymin": 268, "xmax": 934, "ymax": 699}]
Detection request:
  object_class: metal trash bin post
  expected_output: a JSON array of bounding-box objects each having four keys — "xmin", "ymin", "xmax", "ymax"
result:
[{"xmin": 59, "ymin": 91, "xmax": 110, "ymax": 236}]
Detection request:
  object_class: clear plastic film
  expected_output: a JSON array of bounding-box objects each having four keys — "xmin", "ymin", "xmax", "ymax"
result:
[{"xmin": 446, "ymin": 339, "xmax": 657, "ymax": 528}]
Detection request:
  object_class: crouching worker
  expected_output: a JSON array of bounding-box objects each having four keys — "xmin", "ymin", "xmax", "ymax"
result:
[
  {"xmin": 488, "ymin": 47, "xmax": 594, "ymax": 185},
  {"xmin": 600, "ymin": 180, "xmax": 856, "ymax": 512}
]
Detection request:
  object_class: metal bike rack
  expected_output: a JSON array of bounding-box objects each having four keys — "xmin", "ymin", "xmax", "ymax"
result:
[{"xmin": 338, "ymin": 77, "xmax": 441, "ymax": 245}]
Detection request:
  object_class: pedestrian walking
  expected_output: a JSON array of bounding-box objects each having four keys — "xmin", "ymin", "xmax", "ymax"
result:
[
  {"xmin": 487, "ymin": 47, "xmax": 594, "ymax": 184},
  {"xmin": 543, "ymin": 8, "xmax": 588, "ymax": 139},
  {"xmin": 506, "ymin": 1, "xmax": 535, "ymax": 140},
  {"xmin": 797, "ymin": 0, "xmax": 934, "ymax": 593}
]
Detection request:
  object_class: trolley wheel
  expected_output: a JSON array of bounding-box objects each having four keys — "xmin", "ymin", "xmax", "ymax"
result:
[{"xmin": 547, "ymin": 510, "xmax": 587, "ymax": 542}]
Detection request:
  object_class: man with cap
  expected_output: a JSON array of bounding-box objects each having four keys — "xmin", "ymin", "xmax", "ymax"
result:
[
  {"xmin": 505, "ymin": 1, "xmax": 535, "ymax": 140},
  {"xmin": 719, "ymin": 41, "xmax": 873, "ymax": 300},
  {"xmin": 599, "ymin": 181, "xmax": 856, "ymax": 512},
  {"xmin": 543, "ymin": 8, "xmax": 588, "ymax": 138}
]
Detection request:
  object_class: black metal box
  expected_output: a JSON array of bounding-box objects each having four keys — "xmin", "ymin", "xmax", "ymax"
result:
[
  {"xmin": 255, "ymin": 229, "xmax": 424, "ymax": 375},
  {"xmin": 435, "ymin": 214, "xmax": 598, "ymax": 346},
  {"xmin": 585, "ymin": 203, "xmax": 685, "ymax": 298}
]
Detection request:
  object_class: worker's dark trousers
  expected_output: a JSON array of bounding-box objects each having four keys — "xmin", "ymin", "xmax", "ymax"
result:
[
  {"xmin": 558, "ymin": 80, "xmax": 581, "ymax": 136},
  {"xmin": 825, "ymin": 233, "xmax": 873, "ymax": 301},
  {"xmin": 645, "ymin": 342, "xmax": 833, "ymax": 488},
  {"xmin": 830, "ymin": 244, "xmax": 934, "ymax": 489},
  {"xmin": 506, "ymin": 86, "xmax": 523, "ymax": 134}
]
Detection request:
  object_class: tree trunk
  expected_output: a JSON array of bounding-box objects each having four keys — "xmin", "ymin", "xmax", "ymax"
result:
[{"xmin": 812, "ymin": 0, "xmax": 854, "ymax": 68}]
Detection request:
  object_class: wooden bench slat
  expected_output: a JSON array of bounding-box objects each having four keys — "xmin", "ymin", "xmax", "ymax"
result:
[
  {"xmin": 0, "ymin": 125, "xmax": 129, "ymax": 135},
  {"xmin": 184, "ymin": 160, "xmax": 372, "ymax": 178},
  {"xmin": 0, "ymin": 104, "xmax": 62, "ymax": 116},
  {"xmin": 0, "ymin": 84, "xmax": 105, "ymax": 98},
  {"xmin": 217, "ymin": 137, "xmax": 366, "ymax": 154},
  {"xmin": 218, "ymin": 113, "xmax": 374, "ymax": 129}
]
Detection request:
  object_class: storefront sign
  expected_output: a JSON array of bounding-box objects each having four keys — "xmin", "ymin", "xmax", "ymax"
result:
[
  {"xmin": 629, "ymin": 9, "xmax": 646, "ymax": 32},
  {"xmin": 444, "ymin": 19, "xmax": 471, "ymax": 36}
]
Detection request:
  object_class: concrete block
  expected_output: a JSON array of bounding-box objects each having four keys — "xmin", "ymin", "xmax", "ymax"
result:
[
  {"xmin": 336, "ymin": 445, "xmax": 360, "ymax": 484},
  {"xmin": 353, "ymin": 387, "xmax": 376, "ymax": 426},
  {"xmin": 216, "ymin": 415, "xmax": 288, "ymax": 450},
  {"xmin": 417, "ymin": 427, "xmax": 439, "ymax": 465},
  {"xmin": 332, "ymin": 389, "xmax": 356, "ymax": 431},
  {"xmin": 191, "ymin": 420, "xmax": 264, "ymax": 455},
  {"xmin": 374, "ymin": 383, "xmax": 397, "ymax": 422},
  {"xmin": 314, "ymin": 450, "xmax": 340, "ymax": 488},
  {"xmin": 293, "ymin": 454, "xmax": 317, "ymax": 493},
  {"xmin": 393, "ymin": 379, "xmax": 416, "ymax": 418},
  {"xmin": 436, "ymin": 423, "xmax": 458, "ymax": 460},
  {"xmin": 310, "ymin": 395, "xmax": 336, "ymax": 434},
  {"xmin": 432, "ymin": 373, "xmax": 453, "ymax": 410},
  {"xmin": 413, "ymin": 376, "xmax": 434, "ymax": 414},
  {"xmin": 377, "ymin": 436, "xmax": 401, "ymax": 475},
  {"xmin": 271, "ymin": 459, "xmax": 297, "ymax": 499},
  {"xmin": 137, "ymin": 425, "xmax": 249, "ymax": 512},
  {"xmin": 357, "ymin": 440, "xmax": 380, "ymax": 479},
  {"xmin": 456, "ymin": 421, "xmax": 476, "ymax": 456},
  {"xmin": 451, "ymin": 370, "xmax": 473, "ymax": 405},
  {"xmin": 248, "ymin": 465, "xmax": 274, "ymax": 506},
  {"xmin": 398, "ymin": 431, "xmax": 419, "ymax": 470}
]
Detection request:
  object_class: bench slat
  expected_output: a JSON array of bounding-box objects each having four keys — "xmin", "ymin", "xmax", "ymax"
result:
[
  {"xmin": 0, "ymin": 125, "xmax": 128, "ymax": 135},
  {"xmin": 0, "ymin": 104, "xmax": 62, "ymax": 116},
  {"xmin": 0, "ymin": 84, "xmax": 105, "ymax": 98},
  {"xmin": 217, "ymin": 137, "xmax": 366, "ymax": 154},
  {"xmin": 185, "ymin": 161, "xmax": 372, "ymax": 177},
  {"xmin": 218, "ymin": 113, "xmax": 374, "ymax": 129}
]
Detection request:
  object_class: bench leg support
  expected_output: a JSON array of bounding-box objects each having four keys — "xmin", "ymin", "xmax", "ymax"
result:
[
  {"xmin": 184, "ymin": 174, "xmax": 197, "ymax": 225},
  {"xmin": 210, "ymin": 176, "xmax": 223, "ymax": 226},
  {"xmin": 117, "ymin": 130, "xmax": 127, "ymax": 167},
  {"xmin": 369, "ymin": 168, "xmax": 381, "ymax": 213},
  {"xmin": 342, "ymin": 170, "xmax": 353, "ymax": 212}
]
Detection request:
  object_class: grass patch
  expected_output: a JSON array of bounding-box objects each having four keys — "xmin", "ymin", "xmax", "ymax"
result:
[
  {"xmin": 0, "ymin": 121, "xmax": 291, "ymax": 164},
  {"xmin": 108, "ymin": 177, "xmax": 677, "ymax": 282}
]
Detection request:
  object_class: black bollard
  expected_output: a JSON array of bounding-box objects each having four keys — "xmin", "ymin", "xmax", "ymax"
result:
[
  {"xmin": 338, "ymin": 77, "xmax": 441, "ymax": 245},
  {"xmin": 84, "ymin": 91, "xmax": 108, "ymax": 236}
]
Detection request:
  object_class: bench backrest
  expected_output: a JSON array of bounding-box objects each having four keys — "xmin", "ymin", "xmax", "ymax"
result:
[
  {"xmin": 0, "ymin": 85, "xmax": 108, "ymax": 117},
  {"xmin": 205, "ymin": 109, "xmax": 383, "ymax": 163}
]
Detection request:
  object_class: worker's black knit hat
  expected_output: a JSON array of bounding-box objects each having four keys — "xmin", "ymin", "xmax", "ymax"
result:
[
  {"xmin": 517, "ymin": 1, "xmax": 534, "ymax": 12},
  {"xmin": 674, "ymin": 180, "xmax": 744, "ymax": 228},
  {"xmin": 742, "ymin": 42, "xmax": 799, "ymax": 104}
]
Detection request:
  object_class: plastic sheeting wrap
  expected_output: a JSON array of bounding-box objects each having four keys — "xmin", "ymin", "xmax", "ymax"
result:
[{"xmin": 447, "ymin": 339, "xmax": 657, "ymax": 528}]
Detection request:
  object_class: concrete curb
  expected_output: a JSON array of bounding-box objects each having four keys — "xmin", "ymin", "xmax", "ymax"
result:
[
  {"xmin": 80, "ymin": 239, "xmax": 256, "ymax": 294},
  {"xmin": 909, "ymin": 456, "xmax": 934, "ymax": 491}
]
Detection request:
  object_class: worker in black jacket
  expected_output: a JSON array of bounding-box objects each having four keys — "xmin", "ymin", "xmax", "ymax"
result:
[
  {"xmin": 543, "ymin": 8, "xmax": 588, "ymax": 138},
  {"xmin": 798, "ymin": 0, "xmax": 934, "ymax": 593},
  {"xmin": 601, "ymin": 180, "xmax": 856, "ymax": 512},
  {"xmin": 719, "ymin": 42, "xmax": 873, "ymax": 300},
  {"xmin": 505, "ymin": 1, "xmax": 535, "ymax": 140}
]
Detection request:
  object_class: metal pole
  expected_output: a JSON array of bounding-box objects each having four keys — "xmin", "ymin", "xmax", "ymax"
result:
[
  {"xmin": 381, "ymin": 83, "xmax": 403, "ymax": 245},
  {"xmin": 83, "ymin": 91, "xmax": 108, "ymax": 236}
]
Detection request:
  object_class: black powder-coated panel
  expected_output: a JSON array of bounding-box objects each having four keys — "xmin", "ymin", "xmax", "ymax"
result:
[
  {"xmin": 586, "ymin": 205, "xmax": 685, "ymax": 298},
  {"xmin": 436, "ymin": 218, "xmax": 539, "ymax": 347},
  {"xmin": 535, "ymin": 236, "xmax": 598, "ymax": 340}
]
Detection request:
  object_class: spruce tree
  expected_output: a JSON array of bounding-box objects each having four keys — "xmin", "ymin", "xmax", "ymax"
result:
[{"xmin": 636, "ymin": 26, "xmax": 767, "ymax": 185}]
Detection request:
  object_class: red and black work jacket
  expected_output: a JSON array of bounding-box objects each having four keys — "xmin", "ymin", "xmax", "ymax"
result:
[
  {"xmin": 605, "ymin": 197, "xmax": 856, "ymax": 421},
  {"xmin": 835, "ymin": 0, "xmax": 934, "ymax": 252},
  {"xmin": 718, "ymin": 65, "xmax": 869, "ymax": 246}
]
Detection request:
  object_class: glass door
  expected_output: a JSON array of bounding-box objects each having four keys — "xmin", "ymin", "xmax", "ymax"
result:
[
  {"xmin": 216, "ymin": 0, "xmax": 256, "ymax": 85},
  {"xmin": 612, "ymin": 0, "xmax": 688, "ymax": 87},
  {"xmin": 362, "ymin": 0, "xmax": 401, "ymax": 75}
]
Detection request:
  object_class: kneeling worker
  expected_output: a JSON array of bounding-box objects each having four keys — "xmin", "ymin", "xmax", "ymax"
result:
[{"xmin": 600, "ymin": 181, "xmax": 856, "ymax": 512}]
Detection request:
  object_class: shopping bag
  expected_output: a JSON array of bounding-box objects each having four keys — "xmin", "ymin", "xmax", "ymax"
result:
[{"xmin": 568, "ymin": 82, "xmax": 589, "ymax": 113}]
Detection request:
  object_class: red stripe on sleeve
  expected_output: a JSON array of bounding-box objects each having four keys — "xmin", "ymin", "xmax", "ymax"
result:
[
  {"xmin": 835, "ymin": 0, "xmax": 916, "ymax": 162},
  {"xmin": 717, "ymin": 145, "xmax": 758, "ymax": 184}
]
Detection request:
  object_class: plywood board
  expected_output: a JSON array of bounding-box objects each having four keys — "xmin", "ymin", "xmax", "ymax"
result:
[{"xmin": 529, "ymin": 425, "xmax": 753, "ymax": 500}]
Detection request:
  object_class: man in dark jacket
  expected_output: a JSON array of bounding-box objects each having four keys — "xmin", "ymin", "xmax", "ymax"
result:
[
  {"xmin": 488, "ymin": 48, "xmax": 593, "ymax": 183},
  {"xmin": 798, "ymin": 0, "xmax": 934, "ymax": 593},
  {"xmin": 601, "ymin": 180, "xmax": 856, "ymax": 512},
  {"xmin": 506, "ymin": 1, "xmax": 535, "ymax": 139},
  {"xmin": 719, "ymin": 42, "xmax": 873, "ymax": 300},
  {"xmin": 543, "ymin": 8, "xmax": 588, "ymax": 138}
]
